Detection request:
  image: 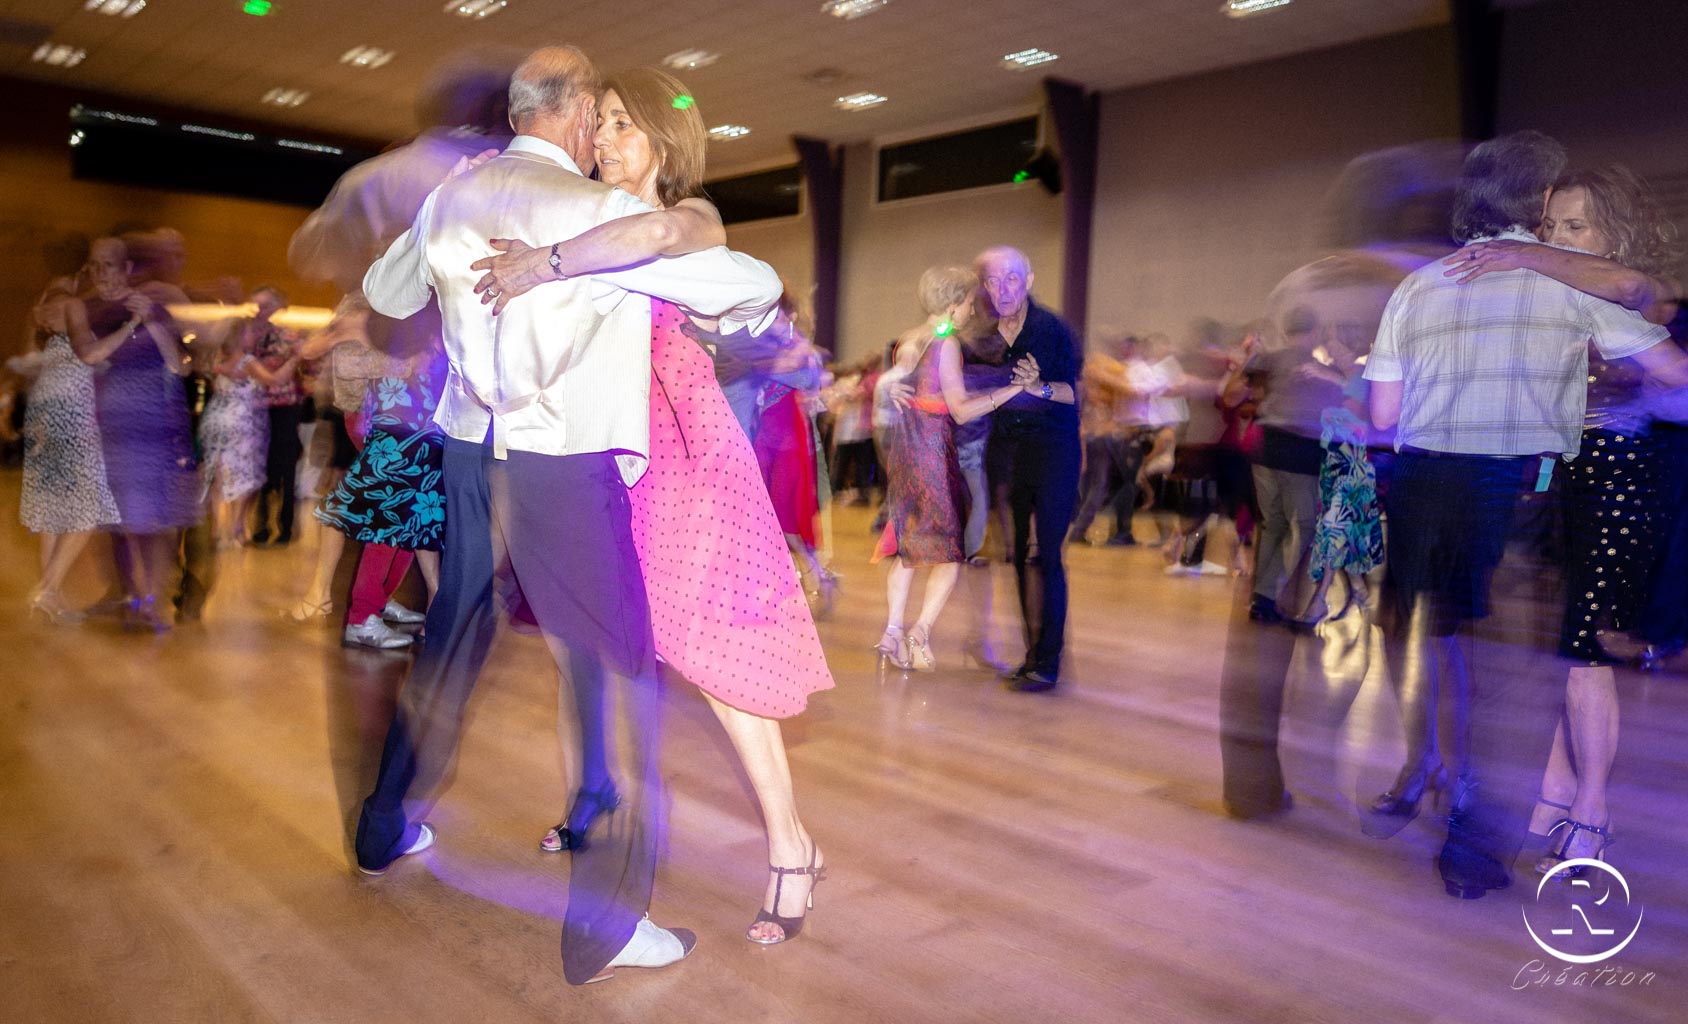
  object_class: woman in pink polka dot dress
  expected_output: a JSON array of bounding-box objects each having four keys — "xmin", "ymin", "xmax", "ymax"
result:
[{"xmin": 472, "ymin": 69, "xmax": 833, "ymax": 946}]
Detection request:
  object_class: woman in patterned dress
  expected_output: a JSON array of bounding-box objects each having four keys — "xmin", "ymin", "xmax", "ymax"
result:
[
  {"xmin": 872, "ymin": 267, "xmax": 1034, "ymax": 671},
  {"xmin": 18, "ymin": 276, "xmax": 120, "ymax": 622},
  {"xmin": 313, "ymin": 320, "xmax": 447, "ymax": 650},
  {"xmin": 1443, "ymin": 164, "xmax": 1684, "ymax": 873},
  {"xmin": 469, "ymin": 68, "xmax": 835, "ymax": 944},
  {"xmin": 198, "ymin": 317, "xmax": 287, "ymax": 548}
]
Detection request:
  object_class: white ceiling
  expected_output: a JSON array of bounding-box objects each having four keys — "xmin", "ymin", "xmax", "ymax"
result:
[{"xmin": 1, "ymin": 0, "xmax": 1448, "ymax": 177}]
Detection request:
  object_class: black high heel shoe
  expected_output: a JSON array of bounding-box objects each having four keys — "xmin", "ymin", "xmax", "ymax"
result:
[
  {"xmin": 747, "ymin": 848, "xmax": 826, "ymax": 945},
  {"xmin": 538, "ymin": 783, "xmax": 621, "ymax": 853},
  {"xmin": 1361, "ymin": 759, "xmax": 1447, "ymax": 838}
]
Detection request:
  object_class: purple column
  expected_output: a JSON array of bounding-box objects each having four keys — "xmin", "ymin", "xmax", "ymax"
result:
[
  {"xmin": 1042, "ymin": 78, "xmax": 1099, "ymax": 340},
  {"xmin": 793, "ymin": 136, "xmax": 843, "ymax": 355}
]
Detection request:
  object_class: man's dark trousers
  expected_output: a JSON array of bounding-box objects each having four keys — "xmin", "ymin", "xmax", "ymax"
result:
[
  {"xmin": 989, "ymin": 420, "xmax": 1081, "ymax": 678},
  {"xmin": 354, "ymin": 436, "xmax": 663, "ymax": 985}
]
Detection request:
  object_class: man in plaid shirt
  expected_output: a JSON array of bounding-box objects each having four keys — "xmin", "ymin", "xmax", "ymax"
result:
[{"xmin": 1364, "ymin": 131, "xmax": 1688, "ymax": 899}]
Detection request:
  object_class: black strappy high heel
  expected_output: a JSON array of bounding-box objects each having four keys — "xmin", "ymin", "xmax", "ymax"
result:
[
  {"xmin": 538, "ymin": 783, "xmax": 622, "ymax": 853},
  {"xmin": 747, "ymin": 849, "xmax": 826, "ymax": 945}
]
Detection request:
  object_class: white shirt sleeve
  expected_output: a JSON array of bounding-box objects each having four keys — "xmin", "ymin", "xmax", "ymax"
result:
[
  {"xmin": 1363, "ymin": 280, "xmax": 1409, "ymax": 383},
  {"xmin": 362, "ymin": 188, "xmax": 439, "ymax": 320},
  {"xmin": 584, "ymin": 188, "xmax": 783, "ymax": 336},
  {"xmin": 1582, "ymin": 291, "xmax": 1670, "ymax": 360}
]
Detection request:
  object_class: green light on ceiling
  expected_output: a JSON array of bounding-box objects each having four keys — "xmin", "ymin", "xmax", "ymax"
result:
[
  {"xmin": 672, "ymin": 94, "xmax": 695, "ymax": 110},
  {"xmin": 244, "ymin": 0, "xmax": 273, "ymax": 15},
  {"xmin": 1012, "ymin": 170, "xmax": 1030, "ymax": 183}
]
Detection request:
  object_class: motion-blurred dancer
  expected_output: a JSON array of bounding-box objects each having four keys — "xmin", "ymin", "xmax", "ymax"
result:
[
  {"xmin": 356, "ymin": 47, "xmax": 783, "ymax": 983},
  {"xmin": 1364, "ymin": 132, "xmax": 1688, "ymax": 899}
]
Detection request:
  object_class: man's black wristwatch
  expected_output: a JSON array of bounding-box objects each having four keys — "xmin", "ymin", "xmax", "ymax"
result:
[{"xmin": 549, "ymin": 243, "xmax": 567, "ymax": 279}]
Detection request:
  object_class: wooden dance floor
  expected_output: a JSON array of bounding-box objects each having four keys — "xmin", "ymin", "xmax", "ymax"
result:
[{"xmin": 2, "ymin": 472, "xmax": 1683, "ymax": 1023}]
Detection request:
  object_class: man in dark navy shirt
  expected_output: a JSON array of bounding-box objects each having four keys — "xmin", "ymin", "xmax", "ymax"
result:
[{"xmin": 975, "ymin": 246, "xmax": 1083, "ymax": 691}]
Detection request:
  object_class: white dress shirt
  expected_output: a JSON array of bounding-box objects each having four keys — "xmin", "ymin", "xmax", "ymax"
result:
[{"xmin": 363, "ymin": 134, "xmax": 782, "ymax": 483}]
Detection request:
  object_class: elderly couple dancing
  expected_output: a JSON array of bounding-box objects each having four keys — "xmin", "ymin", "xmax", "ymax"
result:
[{"xmin": 354, "ymin": 45, "xmax": 833, "ymax": 985}]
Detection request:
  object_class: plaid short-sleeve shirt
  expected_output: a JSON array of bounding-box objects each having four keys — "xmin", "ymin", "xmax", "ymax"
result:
[{"xmin": 1364, "ymin": 229, "xmax": 1668, "ymax": 457}]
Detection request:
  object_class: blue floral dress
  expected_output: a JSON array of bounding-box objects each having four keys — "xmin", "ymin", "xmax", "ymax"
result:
[
  {"xmin": 1309, "ymin": 406, "xmax": 1384, "ymax": 581},
  {"xmin": 313, "ymin": 348, "xmax": 447, "ymax": 551}
]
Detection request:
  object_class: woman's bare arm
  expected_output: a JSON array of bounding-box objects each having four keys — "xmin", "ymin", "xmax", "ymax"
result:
[
  {"xmin": 937, "ymin": 336, "xmax": 1023, "ymax": 425},
  {"xmin": 470, "ymin": 198, "xmax": 728, "ymax": 314},
  {"xmin": 1444, "ymin": 240, "xmax": 1680, "ymax": 325},
  {"xmin": 68, "ymin": 297, "xmax": 147, "ymax": 366}
]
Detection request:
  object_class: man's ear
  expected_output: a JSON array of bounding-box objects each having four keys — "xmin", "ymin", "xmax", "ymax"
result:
[{"xmin": 1025, "ymin": 271, "xmax": 1035, "ymax": 292}]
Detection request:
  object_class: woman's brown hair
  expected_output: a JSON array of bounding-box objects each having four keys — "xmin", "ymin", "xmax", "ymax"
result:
[
  {"xmin": 1553, "ymin": 165, "xmax": 1685, "ymax": 278},
  {"xmin": 603, "ymin": 68, "xmax": 706, "ymax": 208}
]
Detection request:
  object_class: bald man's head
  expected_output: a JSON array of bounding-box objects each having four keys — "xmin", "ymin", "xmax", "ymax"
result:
[
  {"xmin": 976, "ymin": 246, "xmax": 1033, "ymax": 320},
  {"xmin": 507, "ymin": 45, "xmax": 600, "ymax": 164}
]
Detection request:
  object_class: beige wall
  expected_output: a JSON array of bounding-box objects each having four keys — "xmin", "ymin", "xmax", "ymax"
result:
[
  {"xmin": 719, "ymin": 143, "xmax": 1064, "ymax": 366},
  {"xmin": 838, "ymin": 141, "xmax": 1063, "ymax": 364},
  {"xmin": 723, "ymin": 210, "xmax": 815, "ymax": 326},
  {"xmin": 1088, "ymin": 27, "xmax": 1460, "ymax": 344}
]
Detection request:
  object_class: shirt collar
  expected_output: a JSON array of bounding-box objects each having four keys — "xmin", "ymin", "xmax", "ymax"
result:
[
  {"xmin": 1474, "ymin": 227, "xmax": 1540, "ymax": 244},
  {"xmin": 506, "ymin": 134, "xmax": 586, "ymax": 177}
]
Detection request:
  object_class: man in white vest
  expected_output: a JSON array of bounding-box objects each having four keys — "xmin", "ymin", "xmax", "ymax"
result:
[{"xmin": 357, "ymin": 45, "xmax": 783, "ymax": 984}]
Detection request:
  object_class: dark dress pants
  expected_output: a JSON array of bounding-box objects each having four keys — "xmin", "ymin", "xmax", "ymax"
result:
[
  {"xmin": 1070, "ymin": 434, "xmax": 1143, "ymax": 540},
  {"xmin": 989, "ymin": 424, "xmax": 1081, "ymax": 677},
  {"xmin": 354, "ymin": 437, "xmax": 663, "ymax": 985},
  {"xmin": 259, "ymin": 403, "xmax": 304, "ymax": 540}
]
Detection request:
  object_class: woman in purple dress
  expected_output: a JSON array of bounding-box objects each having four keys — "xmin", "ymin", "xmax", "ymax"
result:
[{"xmin": 73, "ymin": 237, "xmax": 198, "ymax": 629}]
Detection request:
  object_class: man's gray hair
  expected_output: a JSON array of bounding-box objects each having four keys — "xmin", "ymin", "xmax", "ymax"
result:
[
  {"xmin": 1449, "ymin": 130, "xmax": 1567, "ymax": 244},
  {"xmin": 507, "ymin": 46, "xmax": 600, "ymax": 131}
]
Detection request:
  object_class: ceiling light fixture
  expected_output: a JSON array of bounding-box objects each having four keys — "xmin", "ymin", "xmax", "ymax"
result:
[
  {"xmin": 1001, "ymin": 48, "xmax": 1059, "ymax": 71},
  {"xmin": 835, "ymin": 92, "xmax": 887, "ymax": 111},
  {"xmin": 183, "ymin": 124, "xmax": 255, "ymax": 142},
  {"xmin": 445, "ymin": 0, "xmax": 507, "ymax": 18},
  {"xmin": 262, "ymin": 87, "xmax": 310, "ymax": 107},
  {"xmin": 1223, "ymin": 0, "xmax": 1294, "ymax": 17},
  {"xmin": 708, "ymin": 124, "xmax": 750, "ymax": 140},
  {"xmin": 85, "ymin": 0, "xmax": 147, "ymax": 16},
  {"xmin": 243, "ymin": 0, "xmax": 273, "ymax": 15},
  {"xmin": 821, "ymin": 0, "xmax": 889, "ymax": 20},
  {"xmin": 340, "ymin": 45, "xmax": 395, "ymax": 68},
  {"xmin": 32, "ymin": 44, "xmax": 88, "ymax": 68},
  {"xmin": 278, "ymin": 139, "xmax": 344, "ymax": 155},
  {"xmin": 663, "ymin": 49, "xmax": 720, "ymax": 71}
]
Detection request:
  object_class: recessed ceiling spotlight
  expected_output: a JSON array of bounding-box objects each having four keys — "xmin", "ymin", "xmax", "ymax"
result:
[
  {"xmin": 708, "ymin": 124, "xmax": 750, "ymax": 140},
  {"xmin": 32, "ymin": 44, "xmax": 88, "ymax": 68},
  {"xmin": 445, "ymin": 0, "xmax": 507, "ymax": 18},
  {"xmin": 85, "ymin": 0, "xmax": 147, "ymax": 16},
  {"xmin": 340, "ymin": 45, "xmax": 395, "ymax": 68},
  {"xmin": 1002, "ymin": 48, "xmax": 1059, "ymax": 71},
  {"xmin": 835, "ymin": 91, "xmax": 887, "ymax": 111},
  {"xmin": 262, "ymin": 87, "xmax": 310, "ymax": 107},
  {"xmin": 663, "ymin": 49, "xmax": 720, "ymax": 71},
  {"xmin": 821, "ymin": 0, "xmax": 889, "ymax": 20},
  {"xmin": 1224, "ymin": 0, "xmax": 1294, "ymax": 17}
]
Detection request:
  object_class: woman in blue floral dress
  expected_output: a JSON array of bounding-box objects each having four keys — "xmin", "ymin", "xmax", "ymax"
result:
[{"xmin": 314, "ymin": 329, "xmax": 448, "ymax": 648}]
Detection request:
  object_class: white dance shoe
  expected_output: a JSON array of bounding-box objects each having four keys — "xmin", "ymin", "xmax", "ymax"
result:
[
  {"xmin": 381, "ymin": 600, "xmax": 427, "ymax": 625},
  {"xmin": 586, "ymin": 916, "xmax": 698, "ymax": 983},
  {"xmin": 344, "ymin": 614, "xmax": 414, "ymax": 650}
]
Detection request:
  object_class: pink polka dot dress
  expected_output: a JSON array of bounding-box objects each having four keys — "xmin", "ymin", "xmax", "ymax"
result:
[{"xmin": 628, "ymin": 301, "xmax": 834, "ymax": 718}]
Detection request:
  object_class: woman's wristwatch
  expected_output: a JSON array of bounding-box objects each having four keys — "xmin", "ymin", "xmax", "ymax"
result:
[
  {"xmin": 1040, "ymin": 382, "xmax": 1054, "ymax": 401},
  {"xmin": 549, "ymin": 243, "xmax": 568, "ymax": 280}
]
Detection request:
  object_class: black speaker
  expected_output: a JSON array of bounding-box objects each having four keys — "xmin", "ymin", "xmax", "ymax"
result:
[{"xmin": 1017, "ymin": 148, "xmax": 1063, "ymax": 195}]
